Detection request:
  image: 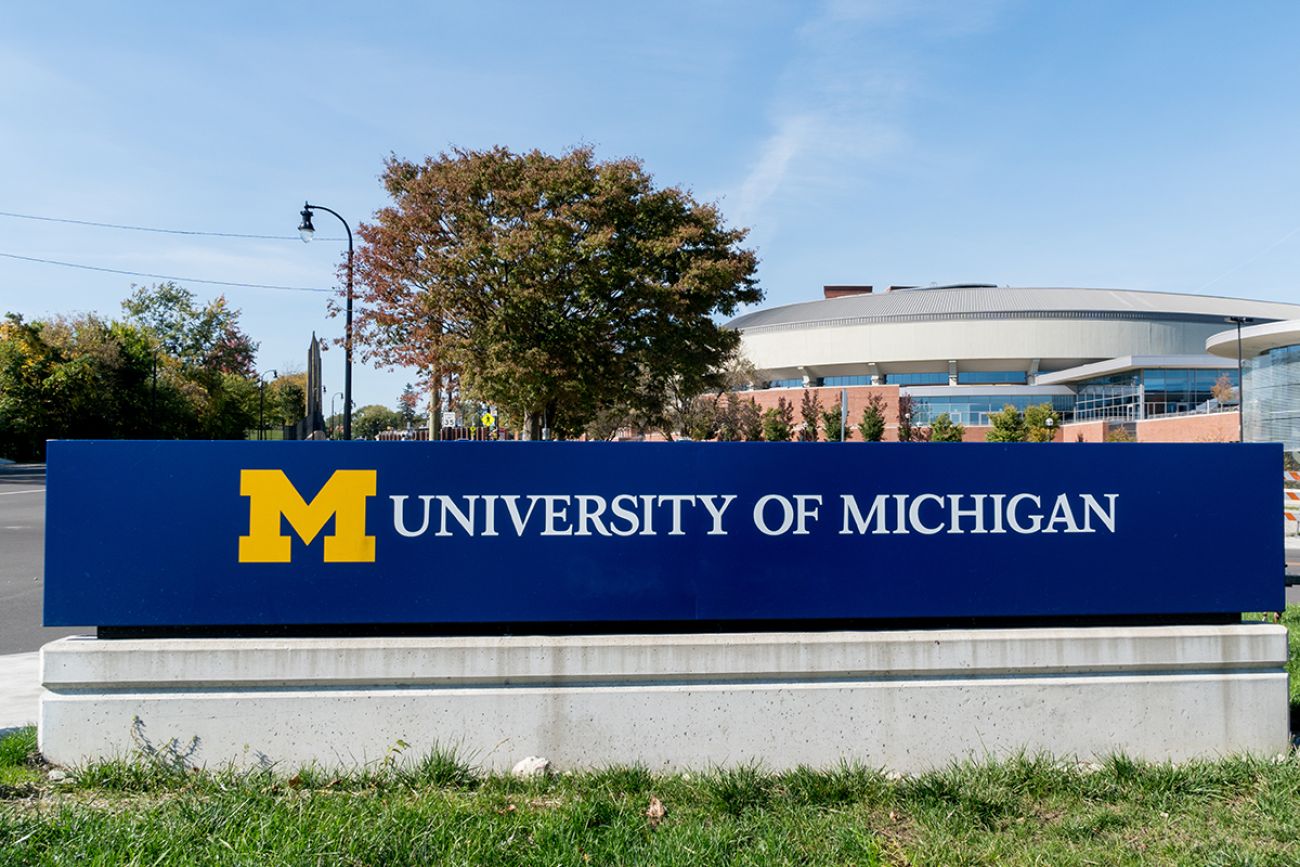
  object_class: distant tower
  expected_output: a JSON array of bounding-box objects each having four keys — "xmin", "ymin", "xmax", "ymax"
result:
[{"xmin": 304, "ymin": 333, "xmax": 326, "ymax": 439}]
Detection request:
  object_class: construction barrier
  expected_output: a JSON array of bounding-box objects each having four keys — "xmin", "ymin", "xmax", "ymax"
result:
[{"xmin": 1287, "ymin": 472, "xmax": 1299, "ymax": 535}]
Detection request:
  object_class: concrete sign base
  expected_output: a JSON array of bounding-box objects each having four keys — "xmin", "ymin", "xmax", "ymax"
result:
[{"xmin": 39, "ymin": 625, "xmax": 1289, "ymax": 773}]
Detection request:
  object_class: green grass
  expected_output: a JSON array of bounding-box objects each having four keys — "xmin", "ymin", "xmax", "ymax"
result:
[
  {"xmin": 0, "ymin": 728, "xmax": 39, "ymax": 791},
  {"xmin": 1244, "ymin": 606, "xmax": 1300, "ymax": 707},
  {"xmin": 5, "ymin": 610, "xmax": 1300, "ymax": 863},
  {"xmin": 1282, "ymin": 606, "xmax": 1300, "ymax": 708},
  {"xmin": 6, "ymin": 725, "xmax": 1300, "ymax": 865}
]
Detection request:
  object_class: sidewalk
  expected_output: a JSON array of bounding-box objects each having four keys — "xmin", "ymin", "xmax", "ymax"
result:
[{"xmin": 0, "ymin": 651, "xmax": 40, "ymax": 733}]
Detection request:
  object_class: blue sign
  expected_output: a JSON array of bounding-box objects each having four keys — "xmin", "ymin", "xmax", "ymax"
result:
[{"xmin": 44, "ymin": 440, "xmax": 1282, "ymax": 627}]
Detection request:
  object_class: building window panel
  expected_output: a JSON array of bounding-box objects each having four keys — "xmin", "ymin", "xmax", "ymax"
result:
[
  {"xmin": 886, "ymin": 373, "xmax": 949, "ymax": 386},
  {"xmin": 956, "ymin": 371, "xmax": 1028, "ymax": 385}
]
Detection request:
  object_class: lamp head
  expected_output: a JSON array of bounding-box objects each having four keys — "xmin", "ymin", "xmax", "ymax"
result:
[{"xmin": 298, "ymin": 204, "xmax": 315, "ymax": 243}]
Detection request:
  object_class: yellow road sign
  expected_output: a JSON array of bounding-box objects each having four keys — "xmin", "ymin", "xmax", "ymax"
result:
[{"xmin": 481, "ymin": 413, "xmax": 495, "ymax": 427}]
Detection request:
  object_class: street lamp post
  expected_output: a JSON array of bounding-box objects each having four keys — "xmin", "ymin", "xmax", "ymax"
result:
[
  {"xmin": 298, "ymin": 202, "xmax": 354, "ymax": 440},
  {"xmin": 331, "ymin": 392, "xmax": 344, "ymax": 440},
  {"xmin": 1226, "ymin": 316, "xmax": 1253, "ymax": 443},
  {"xmin": 1045, "ymin": 415, "xmax": 1055, "ymax": 442},
  {"xmin": 258, "ymin": 369, "xmax": 278, "ymax": 441}
]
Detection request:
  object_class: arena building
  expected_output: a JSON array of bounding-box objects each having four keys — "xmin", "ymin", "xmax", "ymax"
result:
[{"xmin": 727, "ymin": 284, "xmax": 1300, "ymax": 441}]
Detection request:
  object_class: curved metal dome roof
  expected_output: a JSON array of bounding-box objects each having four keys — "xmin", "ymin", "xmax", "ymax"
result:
[{"xmin": 728, "ymin": 286, "xmax": 1300, "ymax": 332}]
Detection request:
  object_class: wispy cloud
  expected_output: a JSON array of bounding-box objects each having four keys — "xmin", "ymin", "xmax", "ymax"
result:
[
  {"xmin": 728, "ymin": 0, "xmax": 1002, "ymax": 234},
  {"xmin": 734, "ymin": 115, "xmax": 813, "ymax": 227}
]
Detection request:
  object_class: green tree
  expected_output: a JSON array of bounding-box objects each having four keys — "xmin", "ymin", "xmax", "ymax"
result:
[
  {"xmin": 820, "ymin": 401, "xmax": 844, "ymax": 442},
  {"xmin": 761, "ymin": 397, "xmax": 794, "ymax": 442},
  {"xmin": 0, "ymin": 312, "xmax": 211, "ymax": 460},
  {"xmin": 857, "ymin": 393, "xmax": 886, "ymax": 442},
  {"xmin": 352, "ymin": 146, "xmax": 761, "ymax": 439},
  {"xmin": 716, "ymin": 393, "xmax": 742, "ymax": 441},
  {"xmin": 663, "ymin": 353, "xmax": 757, "ymax": 440},
  {"xmin": 270, "ymin": 373, "xmax": 306, "ymax": 426},
  {"xmin": 397, "ymin": 383, "xmax": 420, "ymax": 426},
  {"xmin": 682, "ymin": 395, "xmax": 719, "ymax": 441},
  {"xmin": 122, "ymin": 282, "xmax": 257, "ymax": 376},
  {"xmin": 1105, "ymin": 425, "xmax": 1135, "ymax": 442},
  {"xmin": 985, "ymin": 404, "xmax": 1027, "ymax": 442},
  {"xmin": 929, "ymin": 412, "xmax": 965, "ymax": 442},
  {"xmin": 1, "ymin": 283, "xmax": 262, "ymax": 460},
  {"xmin": 737, "ymin": 397, "xmax": 763, "ymax": 441},
  {"xmin": 1023, "ymin": 402, "xmax": 1061, "ymax": 442},
  {"xmin": 352, "ymin": 404, "xmax": 404, "ymax": 440},
  {"xmin": 798, "ymin": 390, "xmax": 821, "ymax": 442},
  {"xmin": 121, "ymin": 282, "xmax": 260, "ymax": 439}
]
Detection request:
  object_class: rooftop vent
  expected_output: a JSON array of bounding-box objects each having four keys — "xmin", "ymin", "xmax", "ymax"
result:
[{"xmin": 822, "ymin": 285, "xmax": 873, "ymax": 299}]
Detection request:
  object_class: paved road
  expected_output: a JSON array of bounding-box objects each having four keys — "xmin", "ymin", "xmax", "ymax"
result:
[{"xmin": 0, "ymin": 465, "xmax": 90, "ymax": 654}]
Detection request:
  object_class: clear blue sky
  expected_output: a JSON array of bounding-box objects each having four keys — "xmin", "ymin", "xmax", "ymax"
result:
[{"xmin": 3, "ymin": 0, "xmax": 1299, "ymax": 409}]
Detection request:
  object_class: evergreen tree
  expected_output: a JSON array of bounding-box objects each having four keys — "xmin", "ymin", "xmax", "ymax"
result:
[
  {"xmin": 857, "ymin": 393, "xmax": 886, "ymax": 442},
  {"xmin": 820, "ymin": 401, "xmax": 844, "ymax": 442},
  {"xmin": 738, "ymin": 397, "xmax": 763, "ymax": 441},
  {"xmin": 716, "ymin": 393, "xmax": 742, "ymax": 441},
  {"xmin": 1024, "ymin": 402, "xmax": 1061, "ymax": 442},
  {"xmin": 985, "ymin": 404, "xmax": 1027, "ymax": 442},
  {"xmin": 798, "ymin": 390, "xmax": 821, "ymax": 442},
  {"xmin": 762, "ymin": 397, "xmax": 794, "ymax": 442},
  {"xmin": 929, "ymin": 412, "xmax": 965, "ymax": 442}
]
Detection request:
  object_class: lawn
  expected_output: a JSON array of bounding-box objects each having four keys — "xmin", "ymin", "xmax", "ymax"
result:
[
  {"xmin": 4, "ymin": 730, "xmax": 1300, "ymax": 866},
  {"xmin": 3, "ymin": 611, "xmax": 1298, "ymax": 865}
]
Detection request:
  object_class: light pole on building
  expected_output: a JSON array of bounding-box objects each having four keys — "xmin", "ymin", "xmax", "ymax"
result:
[
  {"xmin": 298, "ymin": 202, "xmax": 354, "ymax": 440},
  {"xmin": 1226, "ymin": 316, "xmax": 1253, "ymax": 443}
]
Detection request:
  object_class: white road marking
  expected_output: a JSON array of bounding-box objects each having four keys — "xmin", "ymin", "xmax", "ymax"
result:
[{"xmin": 0, "ymin": 489, "xmax": 43, "ymax": 496}]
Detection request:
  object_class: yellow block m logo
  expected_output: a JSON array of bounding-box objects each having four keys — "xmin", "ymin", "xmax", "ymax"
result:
[{"xmin": 239, "ymin": 470, "xmax": 376, "ymax": 563}]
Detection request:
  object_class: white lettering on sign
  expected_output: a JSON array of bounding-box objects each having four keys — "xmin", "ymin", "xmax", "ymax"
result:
[
  {"xmin": 389, "ymin": 492, "xmax": 1118, "ymax": 539},
  {"xmin": 391, "ymin": 493, "xmax": 744, "ymax": 538},
  {"xmin": 837, "ymin": 493, "xmax": 1118, "ymax": 536}
]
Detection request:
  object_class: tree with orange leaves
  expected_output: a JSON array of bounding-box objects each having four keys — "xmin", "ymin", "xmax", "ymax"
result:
[{"xmin": 352, "ymin": 146, "xmax": 761, "ymax": 439}]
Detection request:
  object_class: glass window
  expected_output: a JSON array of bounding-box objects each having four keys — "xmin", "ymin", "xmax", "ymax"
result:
[
  {"xmin": 1244, "ymin": 344, "xmax": 1300, "ymax": 448},
  {"xmin": 886, "ymin": 372, "xmax": 949, "ymax": 386},
  {"xmin": 822, "ymin": 375, "xmax": 872, "ymax": 387},
  {"xmin": 910, "ymin": 394, "xmax": 1075, "ymax": 426},
  {"xmin": 957, "ymin": 371, "xmax": 1028, "ymax": 385},
  {"xmin": 1077, "ymin": 372, "xmax": 1140, "ymax": 388}
]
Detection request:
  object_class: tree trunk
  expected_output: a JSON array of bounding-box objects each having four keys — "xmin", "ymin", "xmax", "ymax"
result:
[
  {"xmin": 544, "ymin": 400, "xmax": 558, "ymax": 440},
  {"xmin": 428, "ymin": 376, "xmax": 441, "ymax": 441}
]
